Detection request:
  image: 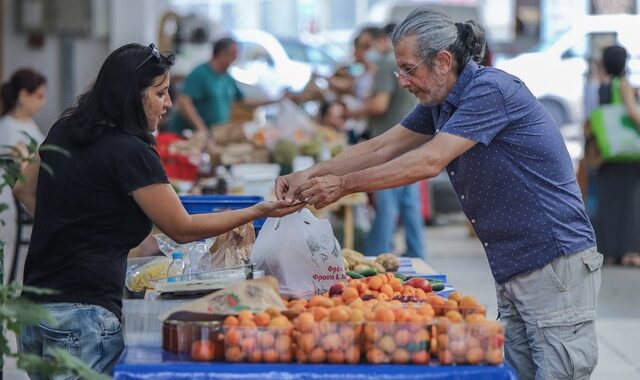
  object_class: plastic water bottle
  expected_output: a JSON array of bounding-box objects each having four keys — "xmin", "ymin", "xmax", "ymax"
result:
[
  {"xmin": 166, "ymin": 252, "xmax": 186, "ymax": 283},
  {"xmin": 188, "ymin": 240, "xmax": 210, "ymax": 278}
]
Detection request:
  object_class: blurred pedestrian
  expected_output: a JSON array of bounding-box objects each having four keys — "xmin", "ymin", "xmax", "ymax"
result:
[
  {"xmin": 0, "ymin": 68, "xmax": 47, "ymax": 282},
  {"xmin": 593, "ymin": 45, "xmax": 640, "ymax": 266},
  {"xmin": 349, "ymin": 24, "xmax": 426, "ymax": 260},
  {"xmin": 276, "ymin": 8, "xmax": 601, "ymax": 379},
  {"xmin": 168, "ymin": 37, "xmax": 280, "ymax": 137}
]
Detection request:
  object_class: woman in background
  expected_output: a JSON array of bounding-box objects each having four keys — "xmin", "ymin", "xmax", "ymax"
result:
[
  {"xmin": 594, "ymin": 45, "xmax": 640, "ymax": 266},
  {"xmin": 0, "ymin": 68, "xmax": 47, "ymax": 283}
]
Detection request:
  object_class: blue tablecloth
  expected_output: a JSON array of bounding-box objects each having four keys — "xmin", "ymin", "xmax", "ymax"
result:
[{"xmin": 113, "ymin": 346, "xmax": 518, "ymax": 380}]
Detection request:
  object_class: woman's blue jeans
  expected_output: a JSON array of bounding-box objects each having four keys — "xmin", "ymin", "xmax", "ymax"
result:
[{"xmin": 19, "ymin": 302, "xmax": 124, "ymax": 379}]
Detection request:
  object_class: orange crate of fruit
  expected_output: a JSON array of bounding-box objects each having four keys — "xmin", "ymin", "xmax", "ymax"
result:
[
  {"xmin": 362, "ymin": 321, "xmax": 433, "ymax": 364},
  {"xmin": 293, "ymin": 318, "xmax": 363, "ymax": 364},
  {"xmin": 223, "ymin": 325, "xmax": 294, "ymax": 363},
  {"xmin": 431, "ymin": 320, "xmax": 505, "ymax": 366}
]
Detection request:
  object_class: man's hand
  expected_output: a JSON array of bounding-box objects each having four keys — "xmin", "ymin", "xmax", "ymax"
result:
[
  {"xmin": 255, "ymin": 200, "xmax": 306, "ymax": 218},
  {"xmin": 297, "ymin": 175, "xmax": 346, "ymax": 209},
  {"xmin": 275, "ymin": 170, "xmax": 312, "ymax": 203}
]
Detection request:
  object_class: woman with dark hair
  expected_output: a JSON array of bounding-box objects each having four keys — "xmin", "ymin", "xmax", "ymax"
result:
[
  {"xmin": 595, "ymin": 45, "xmax": 640, "ymax": 266},
  {"xmin": 13, "ymin": 43, "xmax": 303, "ymax": 376},
  {"xmin": 0, "ymin": 68, "xmax": 47, "ymax": 281},
  {"xmin": 0, "ymin": 68, "xmax": 47, "ymax": 152}
]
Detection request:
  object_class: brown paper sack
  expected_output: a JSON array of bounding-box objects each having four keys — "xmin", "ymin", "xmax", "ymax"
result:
[
  {"xmin": 159, "ymin": 276, "xmax": 285, "ymax": 320},
  {"xmin": 207, "ymin": 223, "xmax": 256, "ymax": 269}
]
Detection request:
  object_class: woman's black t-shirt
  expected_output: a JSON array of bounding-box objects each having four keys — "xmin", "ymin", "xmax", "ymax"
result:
[{"xmin": 22, "ymin": 121, "xmax": 168, "ymax": 318}]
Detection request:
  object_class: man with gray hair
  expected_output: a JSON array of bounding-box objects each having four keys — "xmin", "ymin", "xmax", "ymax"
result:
[{"xmin": 276, "ymin": 7, "xmax": 601, "ymax": 379}]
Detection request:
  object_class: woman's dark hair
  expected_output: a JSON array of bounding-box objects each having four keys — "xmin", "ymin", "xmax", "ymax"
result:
[
  {"xmin": 0, "ymin": 68, "xmax": 47, "ymax": 115},
  {"xmin": 602, "ymin": 45, "xmax": 628, "ymax": 77},
  {"xmin": 62, "ymin": 43, "xmax": 175, "ymax": 146},
  {"xmin": 391, "ymin": 7, "xmax": 486, "ymax": 74}
]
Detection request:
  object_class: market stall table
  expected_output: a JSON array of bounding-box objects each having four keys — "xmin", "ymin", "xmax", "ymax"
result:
[{"xmin": 113, "ymin": 345, "xmax": 518, "ymax": 380}]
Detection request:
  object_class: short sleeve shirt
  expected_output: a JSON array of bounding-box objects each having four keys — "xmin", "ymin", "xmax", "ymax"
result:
[
  {"xmin": 23, "ymin": 121, "xmax": 169, "ymax": 318},
  {"xmin": 368, "ymin": 52, "xmax": 417, "ymax": 137},
  {"xmin": 170, "ymin": 63, "xmax": 244, "ymax": 133},
  {"xmin": 401, "ymin": 61, "xmax": 596, "ymax": 283}
]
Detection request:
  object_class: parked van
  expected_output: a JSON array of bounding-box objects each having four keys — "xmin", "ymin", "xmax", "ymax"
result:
[{"xmin": 497, "ymin": 14, "xmax": 640, "ymax": 126}]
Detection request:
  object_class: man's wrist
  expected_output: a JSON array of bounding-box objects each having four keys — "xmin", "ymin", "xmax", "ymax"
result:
[{"xmin": 340, "ymin": 173, "xmax": 356, "ymax": 195}]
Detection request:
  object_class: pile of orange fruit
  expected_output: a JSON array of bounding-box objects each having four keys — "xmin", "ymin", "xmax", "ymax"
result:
[
  {"xmin": 222, "ymin": 307, "xmax": 294, "ymax": 363},
  {"xmin": 215, "ymin": 284, "xmax": 504, "ymax": 365}
]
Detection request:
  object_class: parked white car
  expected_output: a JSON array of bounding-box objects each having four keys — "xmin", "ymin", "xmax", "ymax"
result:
[
  {"xmin": 229, "ymin": 29, "xmax": 312, "ymax": 101},
  {"xmin": 497, "ymin": 14, "xmax": 640, "ymax": 126}
]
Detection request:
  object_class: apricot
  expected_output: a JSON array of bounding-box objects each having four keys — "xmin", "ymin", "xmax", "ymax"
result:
[
  {"xmin": 485, "ymin": 348, "xmax": 504, "ymax": 365},
  {"xmin": 329, "ymin": 307, "xmax": 350, "ymax": 323},
  {"xmin": 394, "ymin": 328, "xmax": 411, "ymax": 346},
  {"xmin": 459, "ymin": 295, "xmax": 479, "ymax": 308},
  {"xmin": 254, "ymin": 312, "xmax": 271, "ymax": 327},
  {"xmin": 309, "ymin": 347, "xmax": 327, "ymax": 363},
  {"xmin": 237, "ymin": 310, "xmax": 253, "ymax": 321},
  {"xmin": 341, "ymin": 287, "xmax": 360, "ymax": 303},
  {"xmin": 389, "ymin": 278, "xmax": 403, "ymax": 292},
  {"xmin": 296, "ymin": 348, "xmax": 308, "ymax": 363},
  {"xmin": 392, "ymin": 348, "xmax": 411, "ymax": 364},
  {"xmin": 374, "ymin": 307, "xmax": 396, "ymax": 323},
  {"xmin": 339, "ymin": 326, "xmax": 356, "ymax": 343},
  {"xmin": 225, "ymin": 346, "xmax": 244, "ymax": 362},
  {"xmin": 279, "ymin": 350, "xmax": 293, "ymax": 363},
  {"xmin": 275, "ymin": 334, "xmax": 292, "ymax": 353},
  {"xmin": 268, "ymin": 315, "xmax": 290, "ymax": 329},
  {"xmin": 296, "ymin": 312, "xmax": 315, "ymax": 332},
  {"xmin": 448, "ymin": 290, "xmax": 463, "ymax": 303},
  {"xmin": 411, "ymin": 350, "xmax": 430, "ymax": 364},
  {"xmin": 368, "ymin": 276, "xmax": 383, "ymax": 291},
  {"xmin": 443, "ymin": 299, "xmax": 459, "ymax": 313},
  {"xmin": 239, "ymin": 319, "xmax": 257, "ymax": 328},
  {"xmin": 418, "ymin": 303, "xmax": 435, "ymax": 317},
  {"xmin": 312, "ymin": 306, "xmax": 330, "ymax": 322},
  {"xmin": 380, "ymin": 284, "xmax": 394, "ymax": 297},
  {"xmin": 225, "ymin": 328, "xmax": 241, "ymax": 346},
  {"xmin": 344, "ymin": 346, "xmax": 361, "ymax": 364},
  {"xmin": 378, "ymin": 335, "xmax": 396, "ymax": 354},
  {"xmin": 263, "ymin": 348, "xmax": 279, "ymax": 363},
  {"xmin": 248, "ymin": 349, "xmax": 263, "ymax": 363},
  {"xmin": 466, "ymin": 313, "xmax": 486, "ymax": 323},
  {"xmin": 223, "ymin": 315, "xmax": 239, "ymax": 327},
  {"xmin": 366, "ymin": 348, "xmax": 386, "ymax": 364},
  {"xmin": 321, "ymin": 333, "xmax": 341, "ymax": 351},
  {"xmin": 257, "ymin": 331, "xmax": 275, "ymax": 349},
  {"xmin": 445, "ymin": 310, "xmax": 464, "ymax": 323},
  {"xmin": 327, "ymin": 349, "xmax": 345, "ymax": 364},
  {"xmin": 438, "ymin": 349, "xmax": 453, "ymax": 365},
  {"xmin": 298, "ymin": 332, "xmax": 315, "ymax": 353},
  {"xmin": 465, "ymin": 346, "xmax": 485, "ymax": 365}
]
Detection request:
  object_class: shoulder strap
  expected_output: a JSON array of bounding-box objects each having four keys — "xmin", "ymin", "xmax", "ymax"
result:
[{"xmin": 611, "ymin": 77, "xmax": 623, "ymax": 104}]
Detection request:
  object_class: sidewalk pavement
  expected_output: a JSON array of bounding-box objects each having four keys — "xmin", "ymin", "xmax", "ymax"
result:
[{"xmin": 420, "ymin": 221, "xmax": 640, "ymax": 379}]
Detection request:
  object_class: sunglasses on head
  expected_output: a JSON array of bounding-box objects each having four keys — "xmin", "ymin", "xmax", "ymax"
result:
[{"xmin": 135, "ymin": 43, "xmax": 161, "ymax": 70}]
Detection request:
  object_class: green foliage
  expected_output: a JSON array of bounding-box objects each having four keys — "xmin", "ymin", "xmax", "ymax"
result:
[{"xmin": 1, "ymin": 134, "xmax": 109, "ymax": 379}]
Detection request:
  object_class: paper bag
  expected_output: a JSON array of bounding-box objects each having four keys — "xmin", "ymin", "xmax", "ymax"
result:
[
  {"xmin": 159, "ymin": 277, "xmax": 286, "ymax": 320},
  {"xmin": 207, "ymin": 223, "xmax": 256, "ymax": 269},
  {"xmin": 251, "ymin": 208, "xmax": 347, "ymax": 298}
]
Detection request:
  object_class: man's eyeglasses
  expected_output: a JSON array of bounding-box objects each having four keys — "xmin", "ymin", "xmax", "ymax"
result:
[
  {"xmin": 136, "ymin": 43, "xmax": 161, "ymax": 70},
  {"xmin": 393, "ymin": 58, "xmax": 425, "ymax": 79}
]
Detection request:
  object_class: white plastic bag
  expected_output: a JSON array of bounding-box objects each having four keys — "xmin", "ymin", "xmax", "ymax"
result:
[
  {"xmin": 251, "ymin": 208, "xmax": 347, "ymax": 299},
  {"xmin": 274, "ymin": 98, "xmax": 315, "ymax": 141}
]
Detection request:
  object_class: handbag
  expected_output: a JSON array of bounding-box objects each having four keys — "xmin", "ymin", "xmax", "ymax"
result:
[{"xmin": 589, "ymin": 77, "xmax": 640, "ymax": 162}]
